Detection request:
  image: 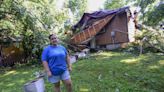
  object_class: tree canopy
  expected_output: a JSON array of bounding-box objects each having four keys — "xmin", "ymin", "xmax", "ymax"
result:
[
  {"xmin": 0, "ymin": 0, "xmax": 87, "ymax": 59},
  {"xmin": 0, "ymin": 0, "xmax": 163, "ymax": 60}
]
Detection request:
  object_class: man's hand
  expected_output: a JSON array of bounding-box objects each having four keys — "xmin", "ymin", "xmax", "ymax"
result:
[
  {"xmin": 68, "ymin": 66, "xmax": 72, "ymax": 72},
  {"xmin": 47, "ymin": 71, "xmax": 52, "ymax": 77}
]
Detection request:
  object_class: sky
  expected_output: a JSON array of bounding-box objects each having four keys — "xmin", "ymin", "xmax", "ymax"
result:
[
  {"xmin": 87, "ymin": 0, "xmax": 106, "ymax": 12},
  {"xmin": 56, "ymin": 0, "xmax": 106, "ymax": 12}
]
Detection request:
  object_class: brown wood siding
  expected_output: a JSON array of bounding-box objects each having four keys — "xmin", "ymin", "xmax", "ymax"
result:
[
  {"xmin": 96, "ymin": 12, "xmax": 129, "ymax": 45},
  {"xmin": 70, "ymin": 15, "xmax": 115, "ymax": 45}
]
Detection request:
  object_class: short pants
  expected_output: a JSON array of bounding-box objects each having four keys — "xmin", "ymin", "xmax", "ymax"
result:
[{"xmin": 48, "ymin": 70, "xmax": 70, "ymax": 83}]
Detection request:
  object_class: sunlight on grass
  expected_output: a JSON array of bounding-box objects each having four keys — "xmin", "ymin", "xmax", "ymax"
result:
[
  {"xmin": 19, "ymin": 79, "xmax": 26, "ymax": 83},
  {"xmin": 148, "ymin": 65, "xmax": 159, "ymax": 69},
  {"xmin": 159, "ymin": 60, "xmax": 164, "ymax": 65},
  {"xmin": 120, "ymin": 58, "xmax": 139, "ymax": 64},
  {"xmin": 6, "ymin": 83, "xmax": 15, "ymax": 87},
  {"xmin": 99, "ymin": 52, "xmax": 116, "ymax": 57},
  {"xmin": 94, "ymin": 52, "xmax": 119, "ymax": 60},
  {"xmin": 22, "ymin": 72, "xmax": 29, "ymax": 74},
  {"xmin": 79, "ymin": 88, "xmax": 89, "ymax": 92},
  {"xmin": 4, "ymin": 70, "xmax": 17, "ymax": 76}
]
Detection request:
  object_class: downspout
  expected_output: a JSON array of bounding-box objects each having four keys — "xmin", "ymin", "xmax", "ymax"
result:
[{"xmin": 111, "ymin": 31, "xmax": 116, "ymax": 48}]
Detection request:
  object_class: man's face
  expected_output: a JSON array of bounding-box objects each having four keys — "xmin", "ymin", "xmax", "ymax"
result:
[{"xmin": 50, "ymin": 34, "xmax": 58, "ymax": 45}]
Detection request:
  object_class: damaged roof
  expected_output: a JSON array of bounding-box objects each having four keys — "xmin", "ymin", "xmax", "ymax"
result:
[{"xmin": 72, "ymin": 6, "xmax": 129, "ymax": 31}]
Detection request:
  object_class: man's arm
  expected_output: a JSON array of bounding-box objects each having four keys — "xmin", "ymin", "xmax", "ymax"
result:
[
  {"xmin": 66, "ymin": 54, "xmax": 72, "ymax": 71},
  {"xmin": 42, "ymin": 61, "xmax": 52, "ymax": 77}
]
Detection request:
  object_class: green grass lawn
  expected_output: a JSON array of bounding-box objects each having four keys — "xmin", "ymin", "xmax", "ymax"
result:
[{"xmin": 0, "ymin": 51, "xmax": 164, "ymax": 92}]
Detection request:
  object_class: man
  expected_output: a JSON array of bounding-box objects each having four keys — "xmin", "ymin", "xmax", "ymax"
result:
[{"xmin": 41, "ymin": 34, "xmax": 72, "ymax": 92}]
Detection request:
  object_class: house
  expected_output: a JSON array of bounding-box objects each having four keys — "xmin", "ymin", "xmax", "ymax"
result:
[{"xmin": 70, "ymin": 7, "xmax": 136, "ymax": 50}]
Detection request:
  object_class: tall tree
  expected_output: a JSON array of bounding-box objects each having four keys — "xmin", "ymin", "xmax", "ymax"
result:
[
  {"xmin": 104, "ymin": 0, "xmax": 127, "ymax": 9},
  {"xmin": 126, "ymin": 0, "xmax": 163, "ymax": 27},
  {"xmin": 0, "ymin": 0, "xmax": 86, "ymax": 60},
  {"xmin": 0, "ymin": 0, "xmax": 54, "ymax": 59},
  {"xmin": 66, "ymin": 0, "xmax": 87, "ymax": 21}
]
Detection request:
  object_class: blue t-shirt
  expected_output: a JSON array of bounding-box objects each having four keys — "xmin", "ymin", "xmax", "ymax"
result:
[{"xmin": 41, "ymin": 45, "xmax": 67, "ymax": 75}]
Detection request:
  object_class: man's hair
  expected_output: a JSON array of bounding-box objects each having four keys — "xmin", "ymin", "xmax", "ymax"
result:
[
  {"xmin": 49, "ymin": 34, "xmax": 57, "ymax": 39},
  {"xmin": 49, "ymin": 34, "xmax": 53, "ymax": 39}
]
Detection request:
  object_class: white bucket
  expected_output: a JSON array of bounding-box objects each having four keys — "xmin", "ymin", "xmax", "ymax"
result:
[{"xmin": 23, "ymin": 78, "xmax": 45, "ymax": 92}]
